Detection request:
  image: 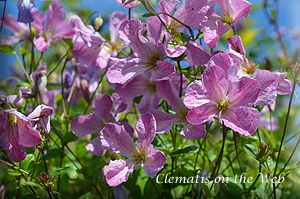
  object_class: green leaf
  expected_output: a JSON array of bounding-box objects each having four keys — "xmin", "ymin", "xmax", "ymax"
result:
[
  {"xmin": 16, "ymin": 82, "xmax": 31, "ymax": 88},
  {"xmin": 133, "ymin": 95, "xmax": 143, "ymax": 104},
  {"xmin": 198, "ymin": 181, "xmax": 211, "ymax": 198},
  {"xmin": 78, "ymin": 192, "xmax": 92, "ymax": 199},
  {"xmin": 142, "ymin": 13, "xmax": 155, "ymax": 17},
  {"xmin": 62, "ymin": 38, "xmax": 74, "ymax": 50},
  {"xmin": 24, "ymin": 181, "xmax": 43, "ymax": 188},
  {"xmin": 51, "ymin": 167, "xmax": 70, "ymax": 179},
  {"xmin": 244, "ymin": 144, "xmax": 259, "ymax": 162},
  {"xmin": 21, "ymin": 154, "xmax": 35, "ymax": 172},
  {"xmin": 0, "ymin": 45, "xmax": 14, "ymax": 54},
  {"xmin": 169, "ymin": 146, "xmax": 198, "ymax": 155},
  {"xmin": 208, "ymin": 181, "xmax": 220, "ymax": 197},
  {"xmin": 7, "ymin": 169, "xmax": 22, "ymax": 176},
  {"xmin": 62, "ymin": 131, "xmax": 79, "ymax": 143}
]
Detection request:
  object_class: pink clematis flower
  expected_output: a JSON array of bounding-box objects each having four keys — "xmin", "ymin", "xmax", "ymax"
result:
[
  {"xmin": 70, "ymin": 15, "xmax": 105, "ymax": 74},
  {"xmin": 0, "ymin": 14, "xmax": 30, "ymax": 45},
  {"xmin": 28, "ymin": 104, "xmax": 54, "ymax": 133},
  {"xmin": 185, "ymin": 65, "xmax": 261, "ymax": 136},
  {"xmin": 32, "ymin": 3, "xmax": 74, "ymax": 52},
  {"xmin": 71, "ymin": 95, "xmax": 133, "ymax": 156},
  {"xmin": 157, "ymin": 0, "xmax": 213, "ymax": 60},
  {"xmin": 0, "ymin": 109, "xmax": 42, "ymax": 162},
  {"xmin": 203, "ymin": 0, "xmax": 252, "ymax": 48},
  {"xmin": 107, "ymin": 19, "xmax": 175, "ymax": 84},
  {"xmin": 100, "ymin": 113, "xmax": 166, "ymax": 186},
  {"xmin": 150, "ymin": 80, "xmax": 206, "ymax": 140},
  {"xmin": 115, "ymin": 71, "xmax": 186, "ymax": 114},
  {"xmin": 116, "ymin": 0, "xmax": 141, "ymax": 8},
  {"xmin": 226, "ymin": 35, "xmax": 292, "ymax": 106}
]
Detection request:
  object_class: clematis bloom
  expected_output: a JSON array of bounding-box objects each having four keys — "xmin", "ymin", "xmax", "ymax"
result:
[
  {"xmin": 186, "ymin": 65, "xmax": 261, "ymax": 136},
  {"xmin": 0, "ymin": 109, "xmax": 42, "ymax": 162},
  {"xmin": 28, "ymin": 104, "xmax": 54, "ymax": 133},
  {"xmin": 100, "ymin": 113, "xmax": 166, "ymax": 186}
]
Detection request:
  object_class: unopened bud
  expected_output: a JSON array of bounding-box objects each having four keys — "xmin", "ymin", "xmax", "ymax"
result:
[{"xmin": 94, "ymin": 17, "xmax": 103, "ymax": 31}]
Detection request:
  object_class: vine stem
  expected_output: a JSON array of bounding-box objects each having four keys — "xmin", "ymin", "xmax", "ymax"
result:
[
  {"xmin": 210, "ymin": 125, "xmax": 227, "ymax": 190},
  {"xmin": 273, "ymin": 68, "xmax": 299, "ymax": 198}
]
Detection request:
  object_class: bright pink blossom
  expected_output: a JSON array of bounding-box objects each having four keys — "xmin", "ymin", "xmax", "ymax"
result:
[
  {"xmin": 101, "ymin": 113, "xmax": 166, "ymax": 186},
  {"xmin": 185, "ymin": 65, "xmax": 261, "ymax": 136}
]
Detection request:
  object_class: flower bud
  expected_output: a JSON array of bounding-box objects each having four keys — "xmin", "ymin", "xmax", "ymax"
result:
[{"xmin": 94, "ymin": 17, "xmax": 103, "ymax": 31}]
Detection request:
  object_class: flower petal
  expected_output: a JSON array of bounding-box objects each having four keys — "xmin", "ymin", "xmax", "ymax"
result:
[
  {"xmin": 71, "ymin": 112, "xmax": 104, "ymax": 137},
  {"xmin": 100, "ymin": 123, "xmax": 136, "ymax": 157},
  {"xmin": 180, "ymin": 124, "xmax": 206, "ymax": 140},
  {"xmin": 143, "ymin": 146, "xmax": 166, "ymax": 178},
  {"xmin": 137, "ymin": 113, "xmax": 156, "ymax": 152},
  {"xmin": 220, "ymin": 107, "xmax": 259, "ymax": 136},
  {"xmin": 186, "ymin": 103, "xmax": 218, "ymax": 125},
  {"xmin": 86, "ymin": 136, "xmax": 104, "ymax": 156},
  {"xmin": 184, "ymin": 80, "xmax": 209, "ymax": 109},
  {"xmin": 105, "ymin": 159, "xmax": 138, "ymax": 187}
]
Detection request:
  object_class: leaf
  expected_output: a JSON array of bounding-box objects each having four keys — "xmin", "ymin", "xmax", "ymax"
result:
[
  {"xmin": 208, "ymin": 181, "xmax": 220, "ymax": 197},
  {"xmin": 21, "ymin": 154, "xmax": 35, "ymax": 172},
  {"xmin": 51, "ymin": 167, "xmax": 70, "ymax": 179},
  {"xmin": 62, "ymin": 131, "xmax": 79, "ymax": 143},
  {"xmin": 0, "ymin": 45, "xmax": 14, "ymax": 54},
  {"xmin": 16, "ymin": 82, "xmax": 31, "ymax": 88},
  {"xmin": 243, "ymin": 144, "xmax": 259, "ymax": 162},
  {"xmin": 198, "ymin": 181, "xmax": 211, "ymax": 198},
  {"xmin": 142, "ymin": 13, "xmax": 155, "ymax": 17},
  {"xmin": 24, "ymin": 182, "xmax": 43, "ymax": 188},
  {"xmin": 78, "ymin": 192, "xmax": 92, "ymax": 199},
  {"xmin": 169, "ymin": 146, "xmax": 198, "ymax": 155},
  {"xmin": 62, "ymin": 38, "xmax": 74, "ymax": 50},
  {"xmin": 7, "ymin": 169, "xmax": 22, "ymax": 176}
]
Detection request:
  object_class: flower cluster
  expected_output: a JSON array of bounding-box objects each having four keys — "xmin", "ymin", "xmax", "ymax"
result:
[{"xmin": 0, "ymin": 0, "xmax": 293, "ymax": 188}]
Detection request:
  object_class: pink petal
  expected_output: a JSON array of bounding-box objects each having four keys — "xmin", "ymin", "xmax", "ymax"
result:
[
  {"xmin": 137, "ymin": 113, "xmax": 156, "ymax": 152},
  {"xmin": 150, "ymin": 110, "xmax": 183, "ymax": 134},
  {"xmin": 92, "ymin": 95, "xmax": 115, "ymax": 122},
  {"xmin": 156, "ymin": 80, "xmax": 187, "ymax": 114},
  {"xmin": 86, "ymin": 136, "xmax": 104, "ymax": 156},
  {"xmin": 106, "ymin": 57, "xmax": 148, "ymax": 84},
  {"xmin": 71, "ymin": 112, "xmax": 104, "ymax": 137},
  {"xmin": 143, "ymin": 146, "xmax": 166, "ymax": 178},
  {"xmin": 109, "ymin": 11, "xmax": 128, "ymax": 43},
  {"xmin": 100, "ymin": 123, "xmax": 136, "ymax": 157},
  {"xmin": 147, "ymin": 16, "xmax": 162, "ymax": 44},
  {"xmin": 137, "ymin": 92, "xmax": 160, "ymax": 114},
  {"xmin": 228, "ymin": 77, "xmax": 261, "ymax": 108},
  {"xmin": 186, "ymin": 41, "xmax": 211, "ymax": 66},
  {"xmin": 150, "ymin": 60, "xmax": 175, "ymax": 82},
  {"xmin": 250, "ymin": 69, "xmax": 277, "ymax": 106},
  {"xmin": 184, "ymin": 80, "xmax": 209, "ymax": 109},
  {"xmin": 186, "ymin": 103, "xmax": 218, "ymax": 125},
  {"xmin": 202, "ymin": 65, "xmax": 228, "ymax": 104},
  {"xmin": 180, "ymin": 124, "xmax": 206, "ymax": 140},
  {"xmin": 273, "ymin": 72, "xmax": 292, "ymax": 95},
  {"xmin": 220, "ymin": 107, "xmax": 259, "ymax": 136},
  {"xmin": 105, "ymin": 159, "xmax": 138, "ymax": 186}
]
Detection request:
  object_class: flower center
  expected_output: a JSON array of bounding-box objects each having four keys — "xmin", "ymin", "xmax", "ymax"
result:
[
  {"xmin": 241, "ymin": 60, "xmax": 257, "ymax": 75},
  {"xmin": 146, "ymin": 52, "xmax": 162, "ymax": 68},
  {"xmin": 222, "ymin": 12, "xmax": 234, "ymax": 26},
  {"xmin": 217, "ymin": 98, "xmax": 229, "ymax": 111},
  {"xmin": 7, "ymin": 113, "xmax": 17, "ymax": 126},
  {"xmin": 148, "ymin": 81, "xmax": 156, "ymax": 92},
  {"xmin": 133, "ymin": 152, "xmax": 147, "ymax": 164}
]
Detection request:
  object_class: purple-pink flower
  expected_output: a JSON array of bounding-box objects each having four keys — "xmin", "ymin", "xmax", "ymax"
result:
[
  {"xmin": 28, "ymin": 104, "xmax": 54, "ymax": 133},
  {"xmin": 185, "ymin": 65, "xmax": 261, "ymax": 136},
  {"xmin": 0, "ymin": 109, "xmax": 42, "ymax": 162},
  {"xmin": 100, "ymin": 113, "xmax": 166, "ymax": 186}
]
